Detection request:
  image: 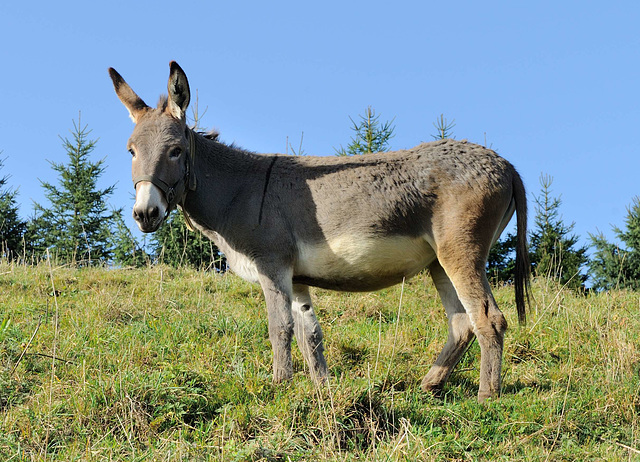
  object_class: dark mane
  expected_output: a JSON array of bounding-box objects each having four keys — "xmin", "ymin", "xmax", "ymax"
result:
[
  {"xmin": 199, "ymin": 130, "xmax": 220, "ymax": 141},
  {"xmin": 197, "ymin": 129, "xmax": 250, "ymax": 152}
]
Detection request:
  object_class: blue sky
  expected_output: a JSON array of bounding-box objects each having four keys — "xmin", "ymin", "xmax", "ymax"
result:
[{"xmin": 1, "ymin": 1, "xmax": 639, "ymax": 251}]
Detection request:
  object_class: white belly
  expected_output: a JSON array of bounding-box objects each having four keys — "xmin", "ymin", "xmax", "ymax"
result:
[
  {"xmin": 296, "ymin": 235, "xmax": 436, "ymax": 284},
  {"xmin": 199, "ymin": 220, "xmax": 436, "ymax": 290}
]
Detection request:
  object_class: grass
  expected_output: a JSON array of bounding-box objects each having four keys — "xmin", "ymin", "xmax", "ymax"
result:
[{"xmin": 0, "ymin": 261, "xmax": 639, "ymax": 460}]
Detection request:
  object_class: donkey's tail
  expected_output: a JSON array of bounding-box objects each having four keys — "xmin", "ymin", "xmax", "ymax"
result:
[{"xmin": 513, "ymin": 171, "xmax": 531, "ymax": 325}]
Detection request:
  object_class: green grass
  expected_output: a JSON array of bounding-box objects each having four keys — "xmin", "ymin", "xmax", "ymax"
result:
[{"xmin": 1, "ymin": 261, "xmax": 639, "ymax": 460}]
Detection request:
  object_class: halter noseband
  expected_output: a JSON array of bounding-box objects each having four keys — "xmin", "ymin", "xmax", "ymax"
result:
[{"xmin": 133, "ymin": 128, "xmax": 197, "ymax": 217}]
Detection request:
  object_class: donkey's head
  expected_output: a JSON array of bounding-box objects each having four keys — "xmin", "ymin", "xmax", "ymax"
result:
[{"xmin": 109, "ymin": 62, "xmax": 193, "ymax": 232}]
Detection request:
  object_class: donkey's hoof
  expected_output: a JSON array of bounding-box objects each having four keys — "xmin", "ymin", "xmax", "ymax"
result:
[
  {"xmin": 421, "ymin": 379, "xmax": 444, "ymax": 397},
  {"xmin": 477, "ymin": 390, "xmax": 498, "ymax": 403},
  {"xmin": 272, "ymin": 368, "xmax": 294, "ymax": 384},
  {"xmin": 310, "ymin": 369, "xmax": 329, "ymax": 385}
]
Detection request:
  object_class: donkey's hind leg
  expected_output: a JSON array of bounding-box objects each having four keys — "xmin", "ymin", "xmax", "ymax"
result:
[
  {"xmin": 421, "ymin": 261, "xmax": 474, "ymax": 395},
  {"xmin": 292, "ymin": 284, "xmax": 328, "ymax": 382},
  {"xmin": 435, "ymin": 251, "xmax": 508, "ymax": 402}
]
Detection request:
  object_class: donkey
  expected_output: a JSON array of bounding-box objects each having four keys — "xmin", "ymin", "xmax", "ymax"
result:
[{"xmin": 109, "ymin": 61, "xmax": 530, "ymax": 402}]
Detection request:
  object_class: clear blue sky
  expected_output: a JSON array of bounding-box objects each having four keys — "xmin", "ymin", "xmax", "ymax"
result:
[{"xmin": 1, "ymin": 1, "xmax": 639, "ymax": 251}]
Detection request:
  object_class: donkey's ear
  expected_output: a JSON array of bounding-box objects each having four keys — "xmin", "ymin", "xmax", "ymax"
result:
[
  {"xmin": 166, "ymin": 61, "xmax": 190, "ymax": 121},
  {"xmin": 108, "ymin": 68, "xmax": 149, "ymax": 123}
]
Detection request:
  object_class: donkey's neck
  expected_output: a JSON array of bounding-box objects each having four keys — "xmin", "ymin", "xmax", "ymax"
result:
[{"xmin": 181, "ymin": 132, "xmax": 274, "ymax": 239}]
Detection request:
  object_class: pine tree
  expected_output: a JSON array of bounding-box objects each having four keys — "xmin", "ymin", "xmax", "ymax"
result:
[
  {"xmin": 28, "ymin": 118, "xmax": 119, "ymax": 265},
  {"xmin": 111, "ymin": 210, "xmax": 149, "ymax": 267},
  {"xmin": 0, "ymin": 156, "xmax": 26, "ymax": 259},
  {"xmin": 487, "ymin": 232, "xmax": 517, "ymax": 285},
  {"xmin": 151, "ymin": 211, "xmax": 225, "ymax": 270},
  {"xmin": 529, "ymin": 174, "xmax": 588, "ymax": 289},
  {"xmin": 431, "ymin": 114, "xmax": 456, "ymax": 140},
  {"xmin": 589, "ymin": 197, "xmax": 640, "ymax": 290},
  {"xmin": 335, "ymin": 106, "xmax": 395, "ymax": 156}
]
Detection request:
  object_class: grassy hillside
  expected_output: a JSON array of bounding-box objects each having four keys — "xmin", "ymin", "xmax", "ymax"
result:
[{"xmin": 0, "ymin": 261, "xmax": 639, "ymax": 461}]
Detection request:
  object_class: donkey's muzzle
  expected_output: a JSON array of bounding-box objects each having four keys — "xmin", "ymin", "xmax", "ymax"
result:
[
  {"xmin": 133, "ymin": 205, "xmax": 163, "ymax": 233},
  {"xmin": 133, "ymin": 182, "xmax": 168, "ymax": 233}
]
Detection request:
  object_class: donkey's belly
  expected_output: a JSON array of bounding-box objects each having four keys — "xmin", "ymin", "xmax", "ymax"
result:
[{"xmin": 294, "ymin": 235, "xmax": 436, "ymax": 292}]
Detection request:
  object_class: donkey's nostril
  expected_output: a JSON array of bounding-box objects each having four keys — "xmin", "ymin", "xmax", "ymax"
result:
[{"xmin": 133, "ymin": 206, "xmax": 160, "ymax": 224}]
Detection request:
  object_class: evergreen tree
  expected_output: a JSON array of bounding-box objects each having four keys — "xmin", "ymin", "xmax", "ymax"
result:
[
  {"xmin": 151, "ymin": 211, "xmax": 225, "ymax": 270},
  {"xmin": 431, "ymin": 114, "xmax": 456, "ymax": 140},
  {"xmin": 0, "ymin": 156, "xmax": 26, "ymax": 259},
  {"xmin": 111, "ymin": 210, "xmax": 149, "ymax": 267},
  {"xmin": 335, "ymin": 106, "xmax": 395, "ymax": 156},
  {"xmin": 28, "ymin": 118, "xmax": 119, "ymax": 265},
  {"xmin": 487, "ymin": 232, "xmax": 517, "ymax": 285},
  {"xmin": 529, "ymin": 174, "xmax": 588, "ymax": 289},
  {"xmin": 589, "ymin": 197, "xmax": 640, "ymax": 290}
]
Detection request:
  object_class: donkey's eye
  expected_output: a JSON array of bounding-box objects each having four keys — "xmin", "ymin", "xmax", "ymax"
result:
[
  {"xmin": 128, "ymin": 148, "xmax": 136, "ymax": 157},
  {"xmin": 169, "ymin": 147, "xmax": 183, "ymax": 159}
]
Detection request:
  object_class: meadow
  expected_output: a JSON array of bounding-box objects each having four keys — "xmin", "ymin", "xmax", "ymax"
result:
[{"xmin": 0, "ymin": 261, "xmax": 639, "ymax": 461}]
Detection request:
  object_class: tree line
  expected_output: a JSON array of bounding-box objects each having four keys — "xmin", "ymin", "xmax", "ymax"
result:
[
  {"xmin": 0, "ymin": 118, "xmax": 224, "ymax": 271},
  {"xmin": 0, "ymin": 111, "xmax": 638, "ymax": 291}
]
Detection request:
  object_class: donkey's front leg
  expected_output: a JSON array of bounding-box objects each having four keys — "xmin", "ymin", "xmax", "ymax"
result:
[
  {"xmin": 259, "ymin": 273, "xmax": 295, "ymax": 383},
  {"xmin": 292, "ymin": 284, "xmax": 328, "ymax": 382}
]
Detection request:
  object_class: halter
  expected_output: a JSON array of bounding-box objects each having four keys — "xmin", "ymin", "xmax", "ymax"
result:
[{"xmin": 132, "ymin": 128, "xmax": 197, "ymax": 221}]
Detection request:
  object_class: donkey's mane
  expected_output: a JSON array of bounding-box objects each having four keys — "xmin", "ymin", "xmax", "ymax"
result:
[
  {"xmin": 197, "ymin": 129, "xmax": 250, "ymax": 152},
  {"xmin": 198, "ymin": 130, "xmax": 221, "ymax": 141}
]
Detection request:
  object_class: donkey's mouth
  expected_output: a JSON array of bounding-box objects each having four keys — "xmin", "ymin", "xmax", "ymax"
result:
[
  {"xmin": 133, "ymin": 211, "xmax": 165, "ymax": 233},
  {"xmin": 135, "ymin": 219, "xmax": 164, "ymax": 233}
]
